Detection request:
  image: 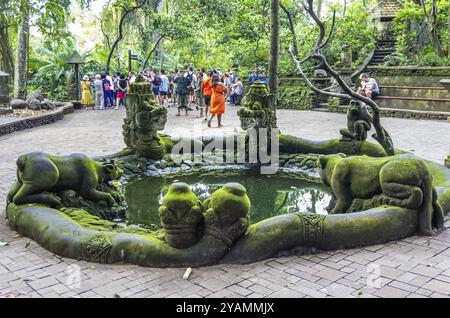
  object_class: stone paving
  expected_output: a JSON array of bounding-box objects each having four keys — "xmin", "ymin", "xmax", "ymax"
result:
[{"xmin": 0, "ymin": 107, "xmax": 449, "ymax": 298}]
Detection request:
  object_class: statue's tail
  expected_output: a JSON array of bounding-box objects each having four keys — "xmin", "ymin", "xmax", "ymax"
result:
[
  {"xmin": 7, "ymin": 156, "xmax": 26, "ymax": 204},
  {"xmin": 418, "ymin": 174, "xmax": 444, "ymax": 235},
  {"xmin": 432, "ymin": 187, "xmax": 444, "ymax": 231}
]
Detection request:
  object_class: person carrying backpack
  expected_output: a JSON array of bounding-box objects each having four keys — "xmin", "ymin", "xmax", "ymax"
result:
[
  {"xmin": 152, "ymin": 73, "xmax": 162, "ymax": 98},
  {"xmin": 102, "ymin": 73, "xmax": 114, "ymax": 109}
]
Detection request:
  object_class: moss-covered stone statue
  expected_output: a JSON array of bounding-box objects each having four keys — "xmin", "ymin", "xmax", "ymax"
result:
[
  {"xmin": 123, "ymin": 75, "xmax": 168, "ymax": 160},
  {"xmin": 318, "ymin": 154, "xmax": 444, "ymax": 235},
  {"xmin": 238, "ymin": 80, "xmax": 277, "ymax": 131},
  {"xmin": 159, "ymin": 183, "xmax": 204, "ymax": 249},
  {"xmin": 203, "ymin": 183, "xmax": 251, "ymax": 248},
  {"xmin": 340, "ymin": 100, "xmax": 372, "ymax": 142},
  {"xmin": 7, "ymin": 152, "xmax": 123, "ymax": 207}
]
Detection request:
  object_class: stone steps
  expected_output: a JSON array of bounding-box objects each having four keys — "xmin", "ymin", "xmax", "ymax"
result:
[
  {"xmin": 379, "ymin": 86, "xmax": 449, "ymax": 99},
  {"xmin": 375, "ymin": 95, "xmax": 450, "ymax": 112},
  {"xmin": 312, "ymin": 104, "xmax": 450, "ymax": 121}
]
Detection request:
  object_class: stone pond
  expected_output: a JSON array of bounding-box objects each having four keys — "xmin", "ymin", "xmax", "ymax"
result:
[{"xmin": 5, "ymin": 78, "xmax": 450, "ymax": 268}]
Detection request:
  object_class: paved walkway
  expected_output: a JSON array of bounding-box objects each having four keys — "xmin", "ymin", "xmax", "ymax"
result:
[{"xmin": 0, "ymin": 108, "xmax": 449, "ymax": 298}]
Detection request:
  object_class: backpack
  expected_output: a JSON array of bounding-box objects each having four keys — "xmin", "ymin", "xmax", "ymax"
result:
[
  {"xmin": 103, "ymin": 81, "xmax": 111, "ymax": 91},
  {"xmin": 153, "ymin": 75, "xmax": 162, "ymax": 86}
]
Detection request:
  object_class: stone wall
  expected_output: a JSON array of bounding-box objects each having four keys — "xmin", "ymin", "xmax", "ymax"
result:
[
  {"xmin": 277, "ymin": 77, "xmax": 331, "ymax": 110},
  {"xmin": 329, "ymin": 104, "xmax": 449, "ymax": 121},
  {"xmin": 0, "ymin": 103, "xmax": 74, "ymax": 136}
]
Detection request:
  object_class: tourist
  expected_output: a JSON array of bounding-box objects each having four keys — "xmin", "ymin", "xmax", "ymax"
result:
[
  {"xmin": 208, "ymin": 74, "xmax": 227, "ymax": 128},
  {"xmin": 170, "ymin": 69, "xmax": 178, "ymax": 106},
  {"xmin": 357, "ymin": 73, "xmax": 380, "ymax": 100},
  {"xmin": 93, "ymin": 74, "xmax": 104, "ymax": 110},
  {"xmin": 223, "ymin": 73, "xmax": 232, "ymax": 100},
  {"xmin": 115, "ymin": 74, "xmax": 128, "ymax": 110},
  {"xmin": 174, "ymin": 72, "xmax": 191, "ymax": 116},
  {"xmin": 230, "ymin": 77, "xmax": 243, "ymax": 106},
  {"xmin": 248, "ymin": 67, "xmax": 260, "ymax": 85},
  {"xmin": 112, "ymin": 72, "xmax": 120, "ymax": 101},
  {"xmin": 152, "ymin": 71, "xmax": 162, "ymax": 99},
  {"xmin": 158, "ymin": 69, "xmax": 169, "ymax": 106},
  {"xmin": 102, "ymin": 74, "xmax": 114, "ymax": 108},
  {"xmin": 106, "ymin": 72, "xmax": 115, "ymax": 104},
  {"xmin": 201, "ymin": 68, "xmax": 208, "ymax": 80},
  {"xmin": 129, "ymin": 72, "xmax": 136, "ymax": 85},
  {"xmin": 194, "ymin": 71, "xmax": 205, "ymax": 118},
  {"xmin": 260, "ymin": 71, "xmax": 269, "ymax": 84},
  {"xmin": 201, "ymin": 71, "xmax": 213, "ymax": 121},
  {"xmin": 185, "ymin": 66, "xmax": 195, "ymax": 110},
  {"xmin": 81, "ymin": 75, "xmax": 94, "ymax": 110}
]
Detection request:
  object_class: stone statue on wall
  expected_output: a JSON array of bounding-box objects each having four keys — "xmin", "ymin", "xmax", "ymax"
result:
[{"xmin": 123, "ymin": 75, "xmax": 168, "ymax": 160}]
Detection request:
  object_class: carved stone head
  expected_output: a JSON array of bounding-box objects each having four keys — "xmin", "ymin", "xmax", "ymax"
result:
[{"xmin": 159, "ymin": 183, "xmax": 204, "ymax": 249}]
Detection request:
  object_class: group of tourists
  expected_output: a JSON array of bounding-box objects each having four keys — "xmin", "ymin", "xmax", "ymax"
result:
[
  {"xmin": 81, "ymin": 72, "xmax": 130, "ymax": 110},
  {"xmin": 80, "ymin": 65, "xmax": 247, "ymax": 128}
]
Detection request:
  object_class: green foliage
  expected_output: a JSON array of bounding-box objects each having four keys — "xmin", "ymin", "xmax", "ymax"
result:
[
  {"xmin": 277, "ymin": 79, "xmax": 311, "ymax": 110},
  {"xmin": 29, "ymin": 36, "xmax": 99, "ymax": 100},
  {"xmin": 417, "ymin": 50, "xmax": 450, "ymax": 66},
  {"xmin": 393, "ymin": 0, "xmax": 449, "ymax": 65}
]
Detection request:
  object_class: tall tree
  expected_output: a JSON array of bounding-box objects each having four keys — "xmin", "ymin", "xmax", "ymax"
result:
[
  {"xmin": 14, "ymin": 1, "xmax": 30, "ymax": 99},
  {"xmin": 105, "ymin": 0, "xmax": 148, "ymax": 72},
  {"xmin": 0, "ymin": 11, "xmax": 14, "ymax": 75},
  {"xmin": 269, "ymin": 0, "xmax": 280, "ymax": 107}
]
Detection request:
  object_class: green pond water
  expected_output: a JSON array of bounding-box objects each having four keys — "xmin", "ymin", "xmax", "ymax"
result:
[{"xmin": 125, "ymin": 171, "xmax": 332, "ymax": 229}]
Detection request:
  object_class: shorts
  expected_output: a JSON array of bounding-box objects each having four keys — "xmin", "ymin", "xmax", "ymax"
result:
[
  {"xmin": 204, "ymin": 95, "xmax": 211, "ymax": 107},
  {"xmin": 188, "ymin": 87, "xmax": 194, "ymax": 95},
  {"xmin": 178, "ymin": 94, "xmax": 188, "ymax": 109},
  {"xmin": 159, "ymin": 91, "xmax": 168, "ymax": 96},
  {"xmin": 372, "ymin": 91, "xmax": 380, "ymax": 99},
  {"xmin": 117, "ymin": 91, "xmax": 126, "ymax": 99},
  {"xmin": 196, "ymin": 95, "xmax": 205, "ymax": 108},
  {"xmin": 152, "ymin": 86, "xmax": 160, "ymax": 96}
]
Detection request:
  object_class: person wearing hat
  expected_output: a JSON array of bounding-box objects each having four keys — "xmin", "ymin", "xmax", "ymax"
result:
[{"xmin": 81, "ymin": 75, "xmax": 94, "ymax": 110}]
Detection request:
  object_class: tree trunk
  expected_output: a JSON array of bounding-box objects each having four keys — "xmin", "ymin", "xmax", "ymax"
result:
[
  {"xmin": 316, "ymin": 0, "xmax": 323, "ymax": 19},
  {"xmin": 0, "ymin": 13, "xmax": 14, "ymax": 76},
  {"xmin": 430, "ymin": 0, "xmax": 441, "ymax": 56},
  {"xmin": 448, "ymin": 0, "xmax": 450, "ymax": 58},
  {"xmin": 105, "ymin": 0, "xmax": 147, "ymax": 73},
  {"xmin": 14, "ymin": 2, "xmax": 29, "ymax": 100},
  {"xmin": 269, "ymin": 0, "xmax": 279, "ymax": 107}
]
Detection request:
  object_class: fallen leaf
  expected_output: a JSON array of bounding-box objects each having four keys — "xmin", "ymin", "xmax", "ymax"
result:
[
  {"xmin": 25, "ymin": 240, "xmax": 31, "ymax": 248},
  {"xmin": 0, "ymin": 241, "xmax": 8, "ymax": 247},
  {"xmin": 183, "ymin": 267, "xmax": 192, "ymax": 280},
  {"xmin": 13, "ymin": 234, "xmax": 21, "ymax": 239}
]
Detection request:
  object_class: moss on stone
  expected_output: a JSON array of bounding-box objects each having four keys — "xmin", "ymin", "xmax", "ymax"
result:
[{"xmin": 278, "ymin": 135, "xmax": 394, "ymax": 157}]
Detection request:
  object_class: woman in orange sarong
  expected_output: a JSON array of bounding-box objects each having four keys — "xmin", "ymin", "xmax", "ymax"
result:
[{"xmin": 208, "ymin": 74, "xmax": 227, "ymax": 128}]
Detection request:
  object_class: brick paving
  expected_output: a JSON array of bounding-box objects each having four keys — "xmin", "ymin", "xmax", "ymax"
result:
[{"xmin": 0, "ymin": 107, "xmax": 449, "ymax": 298}]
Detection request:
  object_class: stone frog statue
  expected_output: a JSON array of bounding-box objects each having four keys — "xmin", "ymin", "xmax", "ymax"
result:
[
  {"xmin": 159, "ymin": 183, "xmax": 204, "ymax": 249},
  {"xmin": 318, "ymin": 154, "xmax": 444, "ymax": 235},
  {"xmin": 203, "ymin": 183, "xmax": 251, "ymax": 248},
  {"xmin": 158, "ymin": 182, "xmax": 251, "ymax": 250},
  {"xmin": 7, "ymin": 152, "xmax": 123, "ymax": 207}
]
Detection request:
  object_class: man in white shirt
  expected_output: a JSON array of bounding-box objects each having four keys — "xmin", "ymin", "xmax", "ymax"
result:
[
  {"xmin": 357, "ymin": 73, "xmax": 380, "ymax": 100},
  {"xmin": 158, "ymin": 69, "xmax": 170, "ymax": 106}
]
